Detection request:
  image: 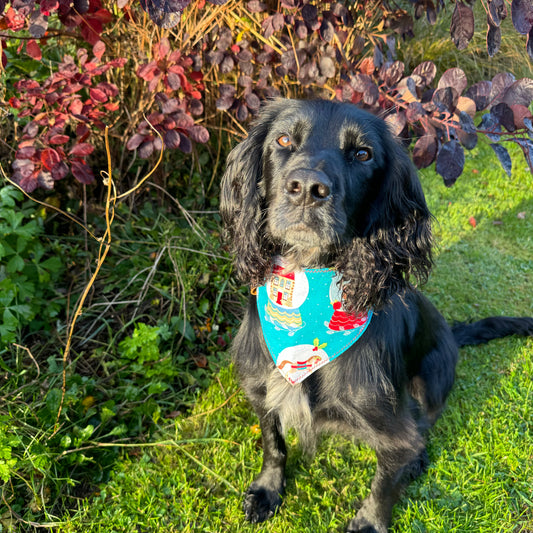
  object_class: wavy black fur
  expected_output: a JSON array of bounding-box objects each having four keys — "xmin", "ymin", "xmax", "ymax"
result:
[{"xmin": 220, "ymin": 98, "xmax": 533, "ymax": 533}]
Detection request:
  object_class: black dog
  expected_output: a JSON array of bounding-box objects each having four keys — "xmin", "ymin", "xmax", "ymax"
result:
[{"xmin": 220, "ymin": 98, "xmax": 533, "ymax": 532}]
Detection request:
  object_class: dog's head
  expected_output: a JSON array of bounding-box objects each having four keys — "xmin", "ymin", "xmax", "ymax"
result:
[{"xmin": 220, "ymin": 99, "xmax": 432, "ymax": 310}]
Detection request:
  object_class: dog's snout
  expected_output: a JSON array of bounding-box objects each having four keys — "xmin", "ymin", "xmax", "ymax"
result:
[{"xmin": 284, "ymin": 170, "xmax": 332, "ymax": 206}]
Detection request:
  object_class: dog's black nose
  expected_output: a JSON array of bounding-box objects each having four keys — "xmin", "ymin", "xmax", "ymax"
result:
[{"xmin": 284, "ymin": 170, "xmax": 332, "ymax": 206}]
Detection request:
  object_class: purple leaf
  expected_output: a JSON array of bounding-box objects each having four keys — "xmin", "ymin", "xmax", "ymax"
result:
[
  {"xmin": 489, "ymin": 143, "xmax": 512, "ymax": 176},
  {"xmin": 433, "ymin": 87, "xmax": 459, "ymax": 111},
  {"xmin": 187, "ymin": 125, "xmax": 210, "ymax": 143},
  {"xmin": 437, "ymin": 68, "xmax": 468, "ymax": 94},
  {"xmin": 164, "ymin": 129, "xmax": 181, "ymax": 149},
  {"xmin": 247, "ymin": 1, "xmax": 266, "ymax": 12},
  {"xmin": 178, "ymin": 132, "xmax": 192, "ymax": 153},
  {"xmin": 436, "ymin": 140, "xmax": 465, "ymax": 186},
  {"xmin": 487, "ymin": 19, "xmax": 501, "ymax": 57},
  {"xmin": 126, "ymin": 133, "xmax": 146, "ymax": 151},
  {"xmin": 488, "ymin": 0, "xmax": 507, "ymax": 26},
  {"xmin": 71, "ymin": 160, "xmax": 95, "ymax": 184},
  {"xmin": 385, "ymin": 111, "xmax": 407, "ymax": 136},
  {"xmin": 513, "ymin": 138, "xmax": 533, "ymax": 172},
  {"xmin": 491, "ymin": 102, "xmax": 516, "ymax": 131},
  {"xmin": 412, "ymin": 135, "xmax": 437, "ymax": 169},
  {"xmin": 412, "ymin": 61, "xmax": 437, "ymax": 87},
  {"xmin": 235, "ymin": 101, "xmax": 249, "ymax": 122},
  {"xmin": 511, "ymin": 0, "xmax": 533, "ymax": 34},
  {"xmin": 479, "ymin": 113, "xmax": 502, "ymax": 141},
  {"xmin": 69, "ymin": 143, "xmax": 95, "ymax": 157},
  {"xmin": 320, "ymin": 19, "xmax": 334, "ymax": 42},
  {"xmin": 450, "ymin": 3, "xmax": 474, "ymax": 50},
  {"xmin": 465, "ymin": 81, "xmax": 492, "ymax": 111},
  {"xmin": 139, "ymin": 0, "xmax": 183, "ymax": 28},
  {"xmin": 245, "ymin": 92, "xmax": 261, "ymax": 111},
  {"xmin": 382, "ymin": 61, "xmax": 404, "ymax": 87},
  {"xmin": 302, "ymin": 4, "xmax": 318, "ymax": 25},
  {"xmin": 138, "ymin": 140, "xmax": 155, "ymax": 159},
  {"xmin": 502, "ymin": 78, "xmax": 533, "ymax": 107}
]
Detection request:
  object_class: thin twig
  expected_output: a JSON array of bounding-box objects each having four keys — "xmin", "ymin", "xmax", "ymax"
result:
[{"xmin": 12, "ymin": 344, "xmax": 40, "ymax": 379}]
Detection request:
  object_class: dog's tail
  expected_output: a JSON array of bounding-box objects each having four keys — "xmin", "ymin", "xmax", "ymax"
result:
[{"xmin": 452, "ymin": 317, "xmax": 533, "ymax": 348}]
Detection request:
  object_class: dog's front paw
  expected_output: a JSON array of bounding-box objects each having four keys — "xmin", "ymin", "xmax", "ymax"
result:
[{"xmin": 243, "ymin": 484, "xmax": 282, "ymax": 523}]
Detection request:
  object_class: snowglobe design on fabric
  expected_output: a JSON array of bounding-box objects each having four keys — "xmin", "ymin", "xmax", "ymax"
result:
[{"xmin": 257, "ymin": 257, "xmax": 373, "ymax": 385}]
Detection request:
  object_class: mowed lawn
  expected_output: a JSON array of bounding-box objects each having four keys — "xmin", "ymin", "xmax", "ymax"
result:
[{"xmin": 63, "ymin": 142, "xmax": 533, "ymax": 532}]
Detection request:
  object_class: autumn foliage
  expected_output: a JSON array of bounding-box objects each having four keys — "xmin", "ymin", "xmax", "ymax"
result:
[{"xmin": 1, "ymin": 0, "xmax": 533, "ymax": 192}]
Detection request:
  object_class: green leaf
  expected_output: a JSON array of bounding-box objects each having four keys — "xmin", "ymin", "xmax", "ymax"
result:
[
  {"xmin": 170, "ymin": 316, "xmax": 196, "ymax": 342},
  {"xmin": 6, "ymin": 254, "xmax": 24, "ymax": 273},
  {"xmin": 46, "ymin": 388, "xmax": 63, "ymax": 416},
  {"xmin": 198, "ymin": 297, "xmax": 210, "ymax": 314}
]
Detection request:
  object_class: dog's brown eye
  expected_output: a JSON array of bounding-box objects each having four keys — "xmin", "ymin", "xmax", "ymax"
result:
[
  {"xmin": 277, "ymin": 135, "xmax": 292, "ymax": 147},
  {"xmin": 355, "ymin": 148, "xmax": 372, "ymax": 161}
]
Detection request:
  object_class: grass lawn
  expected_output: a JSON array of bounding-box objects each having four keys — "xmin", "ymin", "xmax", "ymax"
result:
[{"xmin": 61, "ymin": 142, "xmax": 532, "ymax": 532}]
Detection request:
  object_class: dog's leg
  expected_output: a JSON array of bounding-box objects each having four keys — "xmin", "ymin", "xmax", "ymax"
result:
[
  {"xmin": 243, "ymin": 409, "xmax": 287, "ymax": 523},
  {"xmin": 347, "ymin": 444, "xmax": 427, "ymax": 533}
]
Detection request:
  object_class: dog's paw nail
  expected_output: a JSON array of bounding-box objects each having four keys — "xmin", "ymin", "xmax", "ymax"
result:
[{"xmin": 242, "ymin": 487, "xmax": 281, "ymax": 523}]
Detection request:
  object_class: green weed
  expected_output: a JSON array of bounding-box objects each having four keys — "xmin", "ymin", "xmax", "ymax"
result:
[{"xmin": 0, "ymin": 186, "xmax": 66, "ymax": 347}]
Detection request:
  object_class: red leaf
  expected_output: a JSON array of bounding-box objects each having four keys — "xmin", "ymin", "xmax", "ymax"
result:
[
  {"xmin": 76, "ymin": 123, "xmax": 91, "ymax": 142},
  {"xmin": 12, "ymin": 159, "xmax": 35, "ymax": 179},
  {"xmin": 81, "ymin": 18, "xmax": 103, "ymax": 46},
  {"xmin": 17, "ymin": 172, "xmax": 40, "ymax": 194},
  {"xmin": 93, "ymin": 40, "xmax": 105, "ymax": 60},
  {"xmin": 137, "ymin": 61, "xmax": 158, "ymax": 81},
  {"xmin": 49, "ymin": 134, "xmax": 71, "ymax": 145},
  {"xmin": 89, "ymin": 87, "xmax": 108, "ymax": 103},
  {"xmin": 70, "ymin": 99, "xmax": 84, "ymax": 115},
  {"xmin": 69, "ymin": 143, "xmax": 95, "ymax": 156},
  {"xmin": 109, "ymin": 58, "xmax": 127, "ymax": 68},
  {"xmin": 71, "ymin": 159, "xmax": 95, "ymax": 184},
  {"xmin": 26, "ymin": 39, "xmax": 42, "ymax": 60},
  {"xmin": 95, "ymin": 9, "xmax": 113, "ymax": 24},
  {"xmin": 41, "ymin": 148, "xmax": 61, "ymax": 171},
  {"xmin": 468, "ymin": 216, "xmax": 477, "ymax": 228},
  {"xmin": 157, "ymin": 38, "xmax": 171, "ymax": 59},
  {"xmin": 51, "ymin": 161, "xmax": 69, "ymax": 181}
]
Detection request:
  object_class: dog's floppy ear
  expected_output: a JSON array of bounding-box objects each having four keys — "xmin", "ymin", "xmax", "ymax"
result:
[
  {"xmin": 339, "ymin": 133, "xmax": 433, "ymax": 311},
  {"xmin": 220, "ymin": 101, "xmax": 282, "ymax": 288}
]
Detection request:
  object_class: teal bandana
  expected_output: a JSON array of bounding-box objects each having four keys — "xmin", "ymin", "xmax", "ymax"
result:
[{"xmin": 257, "ymin": 257, "xmax": 373, "ymax": 385}]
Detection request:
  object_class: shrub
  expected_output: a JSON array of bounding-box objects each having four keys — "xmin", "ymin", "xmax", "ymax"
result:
[{"xmin": 1, "ymin": 0, "xmax": 532, "ymax": 190}]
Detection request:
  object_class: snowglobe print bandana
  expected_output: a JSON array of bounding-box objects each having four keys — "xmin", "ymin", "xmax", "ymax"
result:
[{"xmin": 256, "ymin": 256, "xmax": 373, "ymax": 385}]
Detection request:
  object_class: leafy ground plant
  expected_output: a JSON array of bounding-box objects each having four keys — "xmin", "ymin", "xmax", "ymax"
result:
[
  {"xmin": 0, "ymin": 185, "xmax": 66, "ymax": 346},
  {"xmin": 36, "ymin": 143, "xmax": 532, "ymax": 532}
]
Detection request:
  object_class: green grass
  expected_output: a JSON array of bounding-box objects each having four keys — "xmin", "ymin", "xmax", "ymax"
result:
[{"xmin": 50, "ymin": 145, "xmax": 533, "ymax": 532}]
